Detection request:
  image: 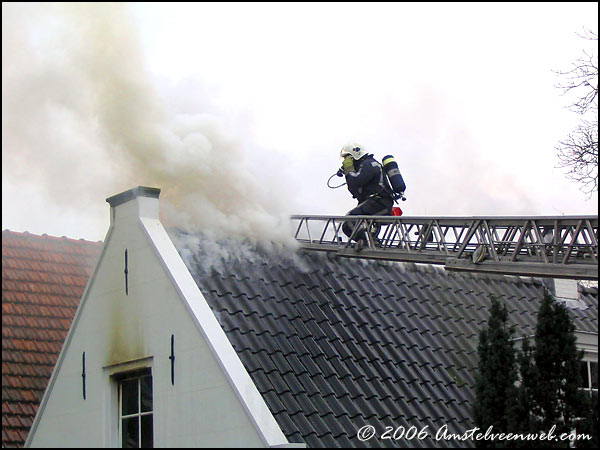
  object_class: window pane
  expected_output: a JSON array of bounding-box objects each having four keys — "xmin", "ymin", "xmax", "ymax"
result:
[
  {"xmin": 122, "ymin": 379, "xmax": 139, "ymax": 416},
  {"xmin": 141, "ymin": 415, "xmax": 154, "ymax": 448},
  {"xmin": 591, "ymin": 362, "xmax": 598, "ymax": 390},
  {"xmin": 141, "ymin": 376, "xmax": 153, "ymax": 413},
  {"xmin": 579, "ymin": 361, "xmax": 589, "ymax": 389},
  {"xmin": 122, "ymin": 417, "xmax": 139, "ymax": 448}
]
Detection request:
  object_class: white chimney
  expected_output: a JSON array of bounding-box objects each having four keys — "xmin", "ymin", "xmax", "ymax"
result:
[
  {"xmin": 554, "ymin": 279, "xmax": 579, "ymax": 300},
  {"xmin": 106, "ymin": 186, "xmax": 161, "ymax": 225},
  {"xmin": 552, "ymin": 278, "xmax": 585, "ymax": 308}
]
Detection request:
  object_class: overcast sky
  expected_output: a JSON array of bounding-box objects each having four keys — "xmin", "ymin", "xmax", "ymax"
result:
[{"xmin": 2, "ymin": 2, "xmax": 598, "ymax": 244}]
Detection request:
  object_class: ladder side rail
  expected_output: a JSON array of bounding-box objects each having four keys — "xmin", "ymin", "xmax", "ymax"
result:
[
  {"xmin": 523, "ymin": 223, "xmax": 540, "ymax": 259},
  {"xmin": 455, "ymin": 219, "xmax": 481, "ymax": 259},
  {"xmin": 333, "ymin": 219, "xmax": 345, "ymax": 246},
  {"xmin": 417, "ymin": 221, "xmax": 433, "ymax": 251},
  {"xmin": 575, "ymin": 220, "xmax": 592, "ymax": 260},
  {"xmin": 430, "ymin": 220, "xmax": 440, "ymax": 252},
  {"xmin": 552, "ymin": 220, "xmax": 559, "ymax": 264},
  {"xmin": 510, "ymin": 221, "xmax": 529, "ymax": 262},
  {"xmin": 498, "ymin": 225, "xmax": 518, "ymax": 257},
  {"xmin": 380, "ymin": 221, "xmax": 398, "ymax": 248},
  {"xmin": 427, "ymin": 219, "xmax": 439, "ymax": 251},
  {"xmin": 403, "ymin": 222, "xmax": 418, "ymax": 251},
  {"xmin": 524, "ymin": 227, "xmax": 538, "ymax": 258},
  {"xmin": 584, "ymin": 219, "xmax": 598, "ymax": 263},
  {"xmin": 318, "ymin": 218, "xmax": 334, "ymax": 244},
  {"xmin": 482, "ymin": 219, "xmax": 500, "ymax": 262},
  {"xmin": 298, "ymin": 217, "xmax": 320, "ymax": 244},
  {"xmin": 531, "ymin": 219, "xmax": 550, "ymax": 265},
  {"xmin": 289, "ymin": 215, "xmax": 598, "ymax": 271},
  {"xmin": 364, "ymin": 218, "xmax": 375, "ymax": 249},
  {"xmin": 562, "ymin": 220, "xmax": 584, "ymax": 264},
  {"xmin": 326, "ymin": 218, "xmax": 341, "ymax": 245},
  {"xmin": 475, "ymin": 224, "xmax": 490, "ymax": 261},
  {"xmin": 294, "ymin": 217, "xmax": 306, "ymax": 241},
  {"xmin": 488, "ymin": 223, "xmax": 503, "ymax": 258},
  {"xmin": 430, "ymin": 220, "xmax": 444, "ymax": 252},
  {"xmin": 497, "ymin": 224, "xmax": 519, "ymax": 259},
  {"xmin": 451, "ymin": 225, "xmax": 467, "ymax": 253},
  {"xmin": 578, "ymin": 220, "xmax": 598, "ymax": 261},
  {"xmin": 402, "ymin": 222, "xmax": 415, "ymax": 252},
  {"xmin": 555, "ymin": 224, "xmax": 573, "ymax": 262},
  {"xmin": 442, "ymin": 223, "xmax": 458, "ymax": 254},
  {"xmin": 434, "ymin": 220, "xmax": 450, "ymax": 255},
  {"xmin": 398, "ymin": 222, "xmax": 414, "ymax": 252}
]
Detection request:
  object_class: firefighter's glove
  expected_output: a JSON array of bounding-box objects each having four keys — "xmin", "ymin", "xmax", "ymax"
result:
[{"xmin": 342, "ymin": 155, "xmax": 355, "ymax": 175}]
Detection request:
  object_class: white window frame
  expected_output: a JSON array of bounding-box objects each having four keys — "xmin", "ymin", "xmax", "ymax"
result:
[
  {"xmin": 575, "ymin": 331, "xmax": 598, "ymax": 400},
  {"xmin": 580, "ymin": 360, "xmax": 598, "ymax": 398},
  {"xmin": 512, "ymin": 332, "xmax": 598, "ymax": 402},
  {"xmin": 103, "ymin": 357, "xmax": 154, "ymax": 448},
  {"xmin": 118, "ymin": 370, "xmax": 153, "ymax": 448}
]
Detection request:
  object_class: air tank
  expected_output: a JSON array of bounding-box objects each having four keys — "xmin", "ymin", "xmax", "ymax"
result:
[{"xmin": 382, "ymin": 155, "xmax": 406, "ymax": 196}]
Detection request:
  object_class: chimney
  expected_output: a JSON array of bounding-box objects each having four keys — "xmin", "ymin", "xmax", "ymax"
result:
[
  {"xmin": 106, "ymin": 186, "xmax": 161, "ymax": 225},
  {"xmin": 551, "ymin": 278, "xmax": 585, "ymax": 308}
]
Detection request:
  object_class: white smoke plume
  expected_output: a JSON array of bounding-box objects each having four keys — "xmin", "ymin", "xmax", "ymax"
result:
[{"xmin": 2, "ymin": 3, "xmax": 298, "ymax": 248}]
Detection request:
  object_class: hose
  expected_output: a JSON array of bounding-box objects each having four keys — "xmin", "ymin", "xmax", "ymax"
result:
[{"xmin": 327, "ymin": 172, "xmax": 346, "ymax": 189}]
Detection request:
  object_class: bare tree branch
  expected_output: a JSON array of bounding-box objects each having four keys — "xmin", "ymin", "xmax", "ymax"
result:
[{"xmin": 554, "ymin": 28, "xmax": 598, "ymax": 196}]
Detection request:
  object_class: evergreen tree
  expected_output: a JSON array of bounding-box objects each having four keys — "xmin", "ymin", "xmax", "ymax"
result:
[
  {"xmin": 534, "ymin": 291, "xmax": 587, "ymax": 446},
  {"xmin": 474, "ymin": 290, "xmax": 595, "ymax": 448},
  {"xmin": 517, "ymin": 290, "xmax": 590, "ymax": 448},
  {"xmin": 473, "ymin": 296, "xmax": 518, "ymax": 448},
  {"xmin": 507, "ymin": 337, "xmax": 538, "ymax": 447}
]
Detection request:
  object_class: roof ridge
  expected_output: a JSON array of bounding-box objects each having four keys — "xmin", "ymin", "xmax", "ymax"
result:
[{"xmin": 2, "ymin": 229, "xmax": 103, "ymax": 245}]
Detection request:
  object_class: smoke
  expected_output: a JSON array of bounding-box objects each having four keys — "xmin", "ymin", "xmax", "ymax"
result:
[
  {"xmin": 2, "ymin": 3, "xmax": 297, "ymax": 248},
  {"xmin": 170, "ymin": 229, "xmax": 310, "ymax": 277},
  {"xmin": 378, "ymin": 86, "xmax": 540, "ymax": 216}
]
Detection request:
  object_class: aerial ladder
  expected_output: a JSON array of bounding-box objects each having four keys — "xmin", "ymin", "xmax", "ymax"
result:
[{"xmin": 291, "ymin": 215, "xmax": 598, "ymax": 280}]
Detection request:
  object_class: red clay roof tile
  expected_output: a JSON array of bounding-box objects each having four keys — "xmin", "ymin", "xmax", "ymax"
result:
[{"xmin": 2, "ymin": 230, "xmax": 102, "ymax": 448}]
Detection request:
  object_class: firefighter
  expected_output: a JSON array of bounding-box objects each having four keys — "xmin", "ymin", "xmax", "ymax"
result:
[{"xmin": 339, "ymin": 142, "xmax": 394, "ymax": 251}]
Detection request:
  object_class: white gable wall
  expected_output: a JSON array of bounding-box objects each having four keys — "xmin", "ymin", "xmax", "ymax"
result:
[{"xmin": 26, "ymin": 188, "xmax": 289, "ymax": 448}]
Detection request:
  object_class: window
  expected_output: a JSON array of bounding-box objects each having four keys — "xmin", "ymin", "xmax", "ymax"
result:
[
  {"xmin": 118, "ymin": 370, "xmax": 153, "ymax": 448},
  {"xmin": 579, "ymin": 360, "xmax": 598, "ymax": 402}
]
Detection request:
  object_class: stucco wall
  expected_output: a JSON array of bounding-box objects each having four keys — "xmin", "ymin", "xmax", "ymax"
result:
[{"xmin": 27, "ymin": 194, "xmax": 280, "ymax": 447}]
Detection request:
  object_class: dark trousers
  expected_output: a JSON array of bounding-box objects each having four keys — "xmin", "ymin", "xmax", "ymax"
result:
[{"xmin": 342, "ymin": 196, "xmax": 393, "ymax": 242}]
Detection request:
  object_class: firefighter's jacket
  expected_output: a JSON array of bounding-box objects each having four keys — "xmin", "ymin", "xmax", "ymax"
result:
[{"xmin": 345, "ymin": 154, "xmax": 393, "ymax": 203}]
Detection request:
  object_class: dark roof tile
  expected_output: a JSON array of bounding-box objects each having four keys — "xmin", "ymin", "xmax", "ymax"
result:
[{"xmin": 174, "ymin": 235, "xmax": 597, "ymax": 448}]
